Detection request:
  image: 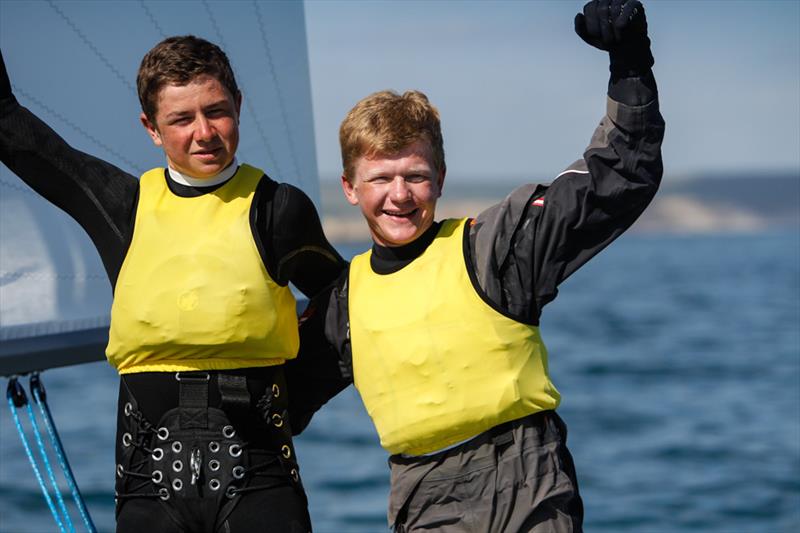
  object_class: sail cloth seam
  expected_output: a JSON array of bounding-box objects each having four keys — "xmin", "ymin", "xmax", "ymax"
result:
[
  {"xmin": 138, "ymin": 0, "xmax": 167, "ymax": 39},
  {"xmin": 200, "ymin": 0, "xmax": 283, "ymax": 179},
  {"xmin": 0, "ymin": 176, "xmax": 39, "ymax": 196},
  {"xmin": 252, "ymin": 0, "xmax": 303, "ymax": 188},
  {"xmin": 0, "ymin": 271, "xmax": 107, "ymax": 281},
  {"xmin": 16, "ymin": 2, "xmax": 304, "ymax": 189},
  {"xmin": 45, "ymin": 0, "xmax": 137, "ymax": 95},
  {"xmin": 9, "ymin": 86, "xmax": 145, "ymax": 174},
  {"xmin": 7, "ymin": 85, "xmax": 136, "ymax": 241}
]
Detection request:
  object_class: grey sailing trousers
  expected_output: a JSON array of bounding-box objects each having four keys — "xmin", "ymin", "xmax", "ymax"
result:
[{"xmin": 388, "ymin": 411, "xmax": 583, "ymax": 533}]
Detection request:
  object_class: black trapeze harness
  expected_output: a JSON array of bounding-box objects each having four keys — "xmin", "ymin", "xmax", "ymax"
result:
[{"xmin": 114, "ymin": 368, "xmax": 303, "ymax": 531}]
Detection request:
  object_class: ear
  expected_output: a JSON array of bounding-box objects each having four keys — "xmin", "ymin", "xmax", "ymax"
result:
[
  {"xmin": 140, "ymin": 112, "xmax": 163, "ymax": 147},
  {"xmin": 435, "ymin": 167, "xmax": 446, "ymax": 198},
  {"xmin": 340, "ymin": 173, "xmax": 360, "ymax": 206},
  {"xmin": 234, "ymin": 90, "xmax": 243, "ymax": 123}
]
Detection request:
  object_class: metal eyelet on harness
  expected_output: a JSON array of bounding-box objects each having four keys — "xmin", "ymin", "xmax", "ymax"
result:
[
  {"xmin": 122, "ymin": 433, "xmax": 132, "ymax": 447},
  {"xmin": 172, "ymin": 479, "xmax": 183, "ymax": 492},
  {"xmin": 271, "ymin": 413, "xmax": 284, "ymax": 427},
  {"xmin": 172, "ymin": 441, "xmax": 182, "ymax": 453},
  {"xmin": 158, "ymin": 487, "xmax": 170, "ymax": 501},
  {"xmin": 209, "ymin": 479, "xmax": 220, "ymax": 491},
  {"xmin": 222, "ymin": 425, "xmax": 236, "ymax": 439},
  {"xmin": 152, "ymin": 448, "xmax": 164, "ymax": 461},
  {"xmin": 209, "ymin": 459, "xmax": 220, "ymax": 471},
  {"xmin": 175, "ymin": 371, "xmax": 210, "ymax": 382},
  {"xmin": 157, "ymin": 427, "xmax": 169, "ymax": 441},
  {"xmin": 151, "ymin": 470, "xmax": 163, "ymax": 484},
  {"xmin": 281, "ymin": 445, "xmax": 291, "ymax": 459},
  {"xmin": 209, "ymin": 441, "xmax": 220, "ymax": 453},
  {"xmin": 124, "ymin": 402, "xmax": 133, "ymax": 416},
  {"xmin": 116, "ymin": 464, "xmax": 124, "ymax": 478},
  {"xmin": 272, "ymin": 384, "xmax": 280, "ymax": 397},
  {"xmin": 225, "ymin": 485, "xmax": 237, "ymax": 499},
  {"xmin": 228, "ymin": 444, "xmax": 242, "ymax": 458},
  {"xmin": 172, "ymin": 460, "xmax": 183, "ymax": 472},
  {"xmin": 232, "ymin": 466, "xmax": 245, "ymax": 479},
  {"xmin": 290, "ymin": 468, "xmax": 299, "ymax": 482}
]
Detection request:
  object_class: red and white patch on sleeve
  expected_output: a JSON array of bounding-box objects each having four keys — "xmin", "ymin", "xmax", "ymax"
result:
[{"xmin": 532, "ymin": 196, "xmax": 545, "ymax": 207}]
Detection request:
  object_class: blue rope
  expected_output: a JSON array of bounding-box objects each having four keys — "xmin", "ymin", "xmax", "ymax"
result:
[
  {"xmin": 31, "ymin": 374, "xmax": 97, "ymax": 533},
  {"xmin": 6, "ymin": 379, "xmax": 68, "ymax": 533},
  {"xmin": 24, "ymin": 396, "xmax": 77, "ymax": 533}
]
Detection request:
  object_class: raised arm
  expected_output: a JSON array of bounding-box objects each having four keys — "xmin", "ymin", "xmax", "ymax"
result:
[
  {"xmin": 468, "ymin": 0, "xmax": 664, "ymax": 323},
  {"xmin": 0, "ymin": 50, "xmax": 140, "ymax": 285}
]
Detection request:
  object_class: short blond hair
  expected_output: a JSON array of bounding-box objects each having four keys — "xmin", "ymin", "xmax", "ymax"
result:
[{"xmin": 339, "ymin": 90, "xmax": 445, "ymax": 182}]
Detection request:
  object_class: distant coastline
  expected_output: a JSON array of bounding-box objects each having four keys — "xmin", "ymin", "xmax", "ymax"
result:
[{"xmin": 320, "ymin": 173, "xmax": 800, "ymax": 243}]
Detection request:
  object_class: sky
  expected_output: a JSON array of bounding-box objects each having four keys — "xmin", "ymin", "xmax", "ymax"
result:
[
  {"xmin": 305, "ymin": 0, "xmax": 800, "ymax": 181},
  {"xmin": 1, "ymin": 0, "xmax": 798, "ymax": 188}
]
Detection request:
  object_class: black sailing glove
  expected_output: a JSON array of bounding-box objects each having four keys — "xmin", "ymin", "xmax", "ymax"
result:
[{"xmin": 575, "ymin": 0, "xmax": 654, "ymax": 77}]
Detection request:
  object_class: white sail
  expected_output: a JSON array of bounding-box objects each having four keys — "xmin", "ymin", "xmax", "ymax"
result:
[{"xmin": 0, "ymin": 0, "xmax": 319, "ymax": 374}]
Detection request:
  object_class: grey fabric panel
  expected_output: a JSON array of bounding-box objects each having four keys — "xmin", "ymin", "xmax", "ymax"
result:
[
  {"xmin": 470, "ymin": 183, "xmax": 541, "ymax": 305},
  {"xmin": 606, "ymin": 96, "xmax": 662, "ymax": 136},
  {"xmin": 388, "ymin": 412, "xmax": 582, "ymax": 532},
  {"xmin": 466, "ymin": 89, "xmax": 664, "ymax": 322}
]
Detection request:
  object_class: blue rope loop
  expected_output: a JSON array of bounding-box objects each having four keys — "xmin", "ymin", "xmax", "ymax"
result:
[
  {"xmin": 6, "ymin": 378, "xmax": 68, "ymax": 533},
  {"xmin": 5, "ymin": 375, "xmax": 98, "ymax": 532},
  {"xmin": 8, "ymin": 376, "xmax": 27, "ymax": 407},
  {"xmin": 30, "ymin": 372, "xmax": 47, "ymax": 402},
  {"xmin": 24, "ymin": 392, "xmax": 77, "ymax": 532},
  {"xmin": 29, "ymin": 373, "xmax": 98, "ymax": 533}
]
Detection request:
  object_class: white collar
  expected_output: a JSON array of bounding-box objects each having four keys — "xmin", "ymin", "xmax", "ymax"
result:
[{"xmin": 167, "ymin": 158, "xmax": 239, "ymax": 188}]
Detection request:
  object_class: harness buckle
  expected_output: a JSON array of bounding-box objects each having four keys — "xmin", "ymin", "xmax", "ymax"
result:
[{"xmin": 190, "ymin": 447, "xmax": 202, "ymax": 485}]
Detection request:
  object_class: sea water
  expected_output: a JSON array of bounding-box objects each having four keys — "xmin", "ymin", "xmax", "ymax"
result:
[{"xmin": 1, "ymin": 231, "xmax": 798, "ymax": 532}]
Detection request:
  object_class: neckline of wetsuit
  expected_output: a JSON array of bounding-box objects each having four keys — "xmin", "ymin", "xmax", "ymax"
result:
[
  {"xmin": 165, "ymin": 168, "xmax": 235, "ymax": 198},
  {"xmin": 369, "ymin": 221, "xmax": 441, "ymax": 275}
]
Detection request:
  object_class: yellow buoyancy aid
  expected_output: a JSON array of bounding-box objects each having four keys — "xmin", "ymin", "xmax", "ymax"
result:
[
  {"xmin": 349, "ymin": 218, "xmax": 560, "ymax": 456},
  {"xmin": 107, "ymin": 164, "xmax": 298, "ymax": 374}
]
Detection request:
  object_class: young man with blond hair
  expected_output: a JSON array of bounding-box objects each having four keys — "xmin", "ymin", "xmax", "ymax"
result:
[
  {"xmin": 1, "ymin": 36, "xmax": 344, "ymax": 532},
  {"xmin": 297, "ymin": 1, "xmax": 664, "ymax": 530}
]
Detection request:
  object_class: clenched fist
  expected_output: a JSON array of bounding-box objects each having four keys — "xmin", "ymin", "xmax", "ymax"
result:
[{"xmin": 575, "ymin": 0, "xmax": 654, "ymax": 76}]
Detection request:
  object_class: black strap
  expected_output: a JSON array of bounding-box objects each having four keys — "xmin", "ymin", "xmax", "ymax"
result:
[
  {"xmin": 489, "ymin": 419, "xmax": 516, "ymax": 447},
  {"xmin": 217, "ymin": 374, "xmax": 251, "ymax": 411},
  {"xmin": 178, "ymin": 373, "xmax": 209, "ymax": 429}
]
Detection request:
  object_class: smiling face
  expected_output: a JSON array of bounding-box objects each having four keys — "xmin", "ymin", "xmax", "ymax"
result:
[
  {"xmin": 342, "ymin": 139, "xmax": 445, "ymax": 247},
  {"xmin": 140, "ymin": 74, "xmax": 241, "ymax": 178}
]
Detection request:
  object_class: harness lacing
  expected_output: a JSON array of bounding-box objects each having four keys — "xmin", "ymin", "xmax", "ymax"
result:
[
  {"xmin": 115, "ymin": 404, "xmax": 163, "ymax": 500},
  {"xmin": 224, "ymin": 452, "xmax": 288, "ymax": 498}
]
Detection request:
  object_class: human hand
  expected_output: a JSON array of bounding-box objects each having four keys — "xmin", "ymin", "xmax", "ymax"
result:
[{"xmin": 574, "ymin": 0, "xmax": 654, "ymax": 75}]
